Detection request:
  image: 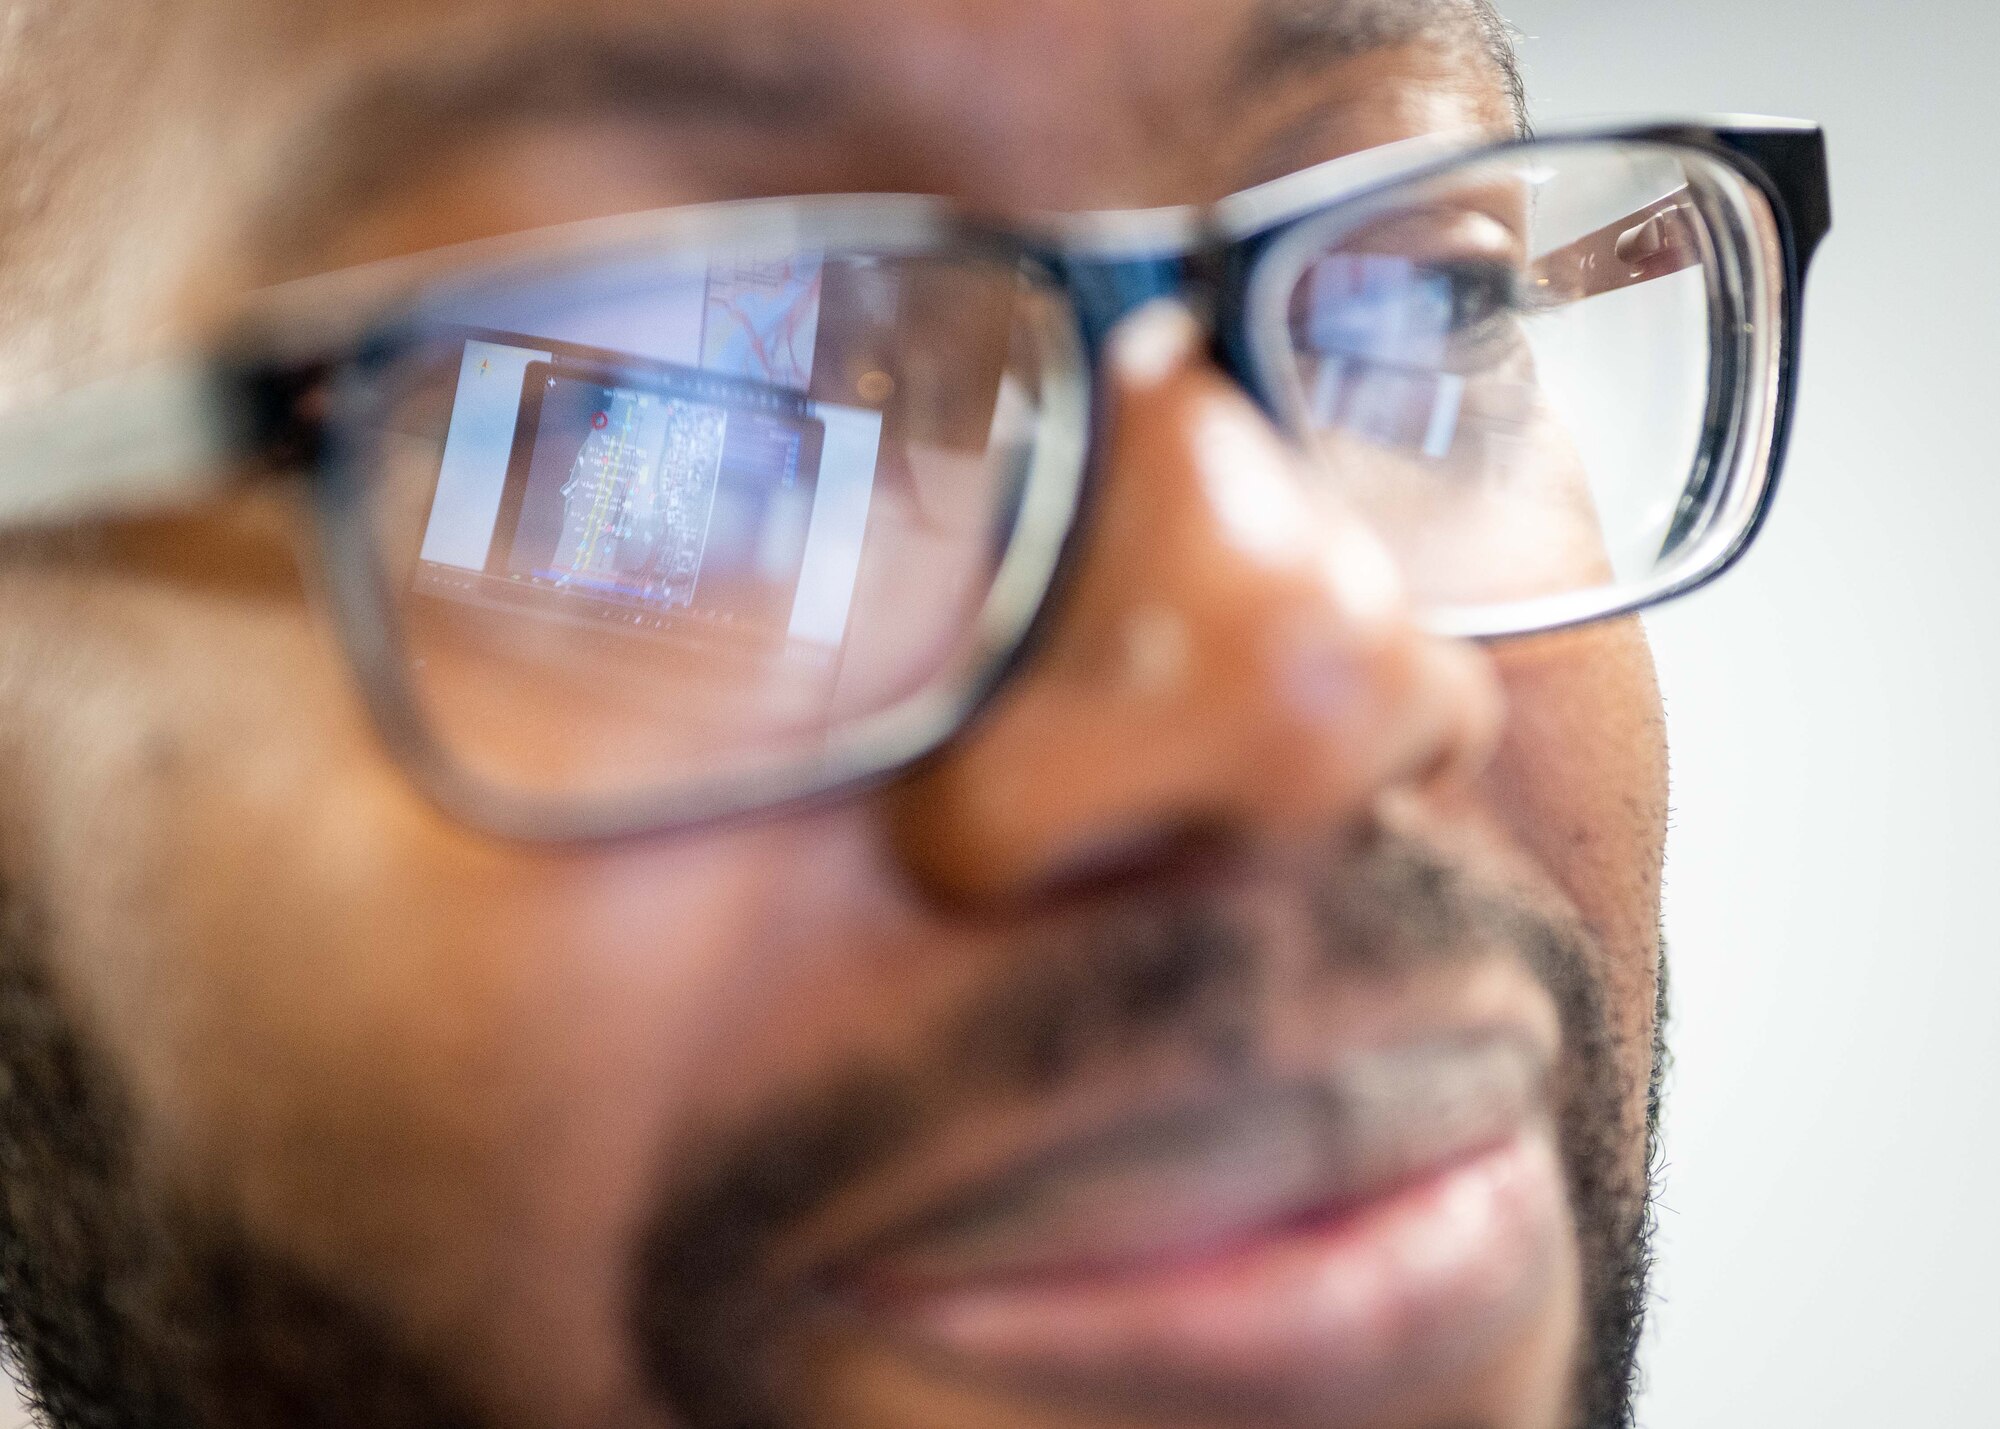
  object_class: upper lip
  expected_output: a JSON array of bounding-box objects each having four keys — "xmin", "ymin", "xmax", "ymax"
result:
[{"xmin": 820, "ymin": 1031, "xmax": 1551, "ymax": 1300}]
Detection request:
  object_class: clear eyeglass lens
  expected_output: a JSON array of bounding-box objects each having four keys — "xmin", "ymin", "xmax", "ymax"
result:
[
  {"xmin": 1275, "ymin": 140, "xmax": 1773, "ymax": 630},
  {"xmin": 348, "ymin": 235, "xmax": 1076, "ymax": 810}
]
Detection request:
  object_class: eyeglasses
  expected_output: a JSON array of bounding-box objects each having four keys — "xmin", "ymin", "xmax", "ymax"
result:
[{"xmin": 0, "ymin": 119, "xmax": 1831, "ymax": 841}]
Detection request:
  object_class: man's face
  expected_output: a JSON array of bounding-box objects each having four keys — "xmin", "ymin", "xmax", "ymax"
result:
[{"xmin": 0, "ymin": 3, "xmax": 1668, "ymax": 1429}]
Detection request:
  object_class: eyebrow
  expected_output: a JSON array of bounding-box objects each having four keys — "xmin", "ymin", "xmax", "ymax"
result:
[
  {"xmin": 251, "ymin": 21, "xmax": 844, "ymax": 268},
  {"xmin": 1232, "ymin": 0, "xmax": 1527, "ymax": 130},
  {"xmin": 253, "ymin": 0, "xmax": 1526, "ymax": 270}
]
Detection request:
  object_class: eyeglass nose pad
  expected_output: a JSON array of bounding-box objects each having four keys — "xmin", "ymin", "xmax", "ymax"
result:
[
  {"xmin": 1052, "ymin": 249, "xmax": 1291, "ymax": 432},
  {"xmin": 1054, "ymin": 255, "xmax": 1190, "ymax": 351}
]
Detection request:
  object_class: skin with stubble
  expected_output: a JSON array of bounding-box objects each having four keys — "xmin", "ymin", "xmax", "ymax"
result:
[{"xmin": 0, "ymin": 3, "xmax": 1669, "ymax": 1429}]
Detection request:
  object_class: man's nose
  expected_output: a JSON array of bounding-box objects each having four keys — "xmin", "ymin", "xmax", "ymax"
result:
[{"xmin": 886, "ymin": 302, "xmax": 1504, "ymax": 904}]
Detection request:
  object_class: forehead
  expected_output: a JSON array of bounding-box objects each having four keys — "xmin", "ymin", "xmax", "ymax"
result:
[
  {"xmin": 0, "ymin": 0, "xmax": 1511, "ymax": 358},
  {"xmin": 251, "ymin": 0, "xmax": 1505, "ymax": 121}
]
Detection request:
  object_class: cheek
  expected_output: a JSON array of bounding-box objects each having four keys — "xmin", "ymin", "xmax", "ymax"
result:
[
  {"xmin": 1478, "ymin": 619, "xmax": 1668, "ymax": 1128},
  {"xmin": 1482, "ymin": 621, "xmax": 1667, "ymax": 949},
  {"xmin": 1, "ymin": 552, "xmax": 902, "ymax": 1428}
]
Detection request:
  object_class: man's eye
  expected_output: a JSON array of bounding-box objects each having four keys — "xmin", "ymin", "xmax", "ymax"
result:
[
  {"xmin": 1430, "ymin": 260, "xmax": 1533, "ymax": 340},
  {"xmin": 1289, "ymin": 253, "xmax": 1533, "ymax": 372}
]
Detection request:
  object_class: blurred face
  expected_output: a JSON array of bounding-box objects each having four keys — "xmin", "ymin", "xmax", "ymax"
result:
[{"xmin": 0, "ymin": 3, "xmax": 1669, "ymax": 1429}]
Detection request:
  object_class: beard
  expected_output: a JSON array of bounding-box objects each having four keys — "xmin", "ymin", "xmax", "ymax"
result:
[{"xmin": 0, "ymin": 829, "xmax": 1663, "ymax": 1429}]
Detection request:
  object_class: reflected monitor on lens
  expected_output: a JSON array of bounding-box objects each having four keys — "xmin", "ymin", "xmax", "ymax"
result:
[
  {"xmin": 410, "ymin": 328, "xmax": 888, "ymax": 661},
  {"xmin": 494, "ymin": 356, "xmax": 826, "ymax": 636}
]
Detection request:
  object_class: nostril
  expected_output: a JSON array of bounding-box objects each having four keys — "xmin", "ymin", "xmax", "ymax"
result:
[{"xmin": 1414, "ymin": 647, "xmax": 1508, "ymax": 797}]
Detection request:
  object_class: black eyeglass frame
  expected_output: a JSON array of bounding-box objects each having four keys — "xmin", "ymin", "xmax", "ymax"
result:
[{"xmin": 0, "ymin": 117, "xmax": 1831, "ymax": 842}]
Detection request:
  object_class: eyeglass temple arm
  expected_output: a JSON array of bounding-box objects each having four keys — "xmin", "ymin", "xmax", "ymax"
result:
[
  {"xmin": 0, "ymin": 360, "xmax": 274, "ymax": 529},
  {"xmin": 1526, "ymin": 126, "xmax": 1834, "ymax": 306},
  {"xmin": 1528, "ymin": 188, "xmax": 1702, "ymax": 306}
]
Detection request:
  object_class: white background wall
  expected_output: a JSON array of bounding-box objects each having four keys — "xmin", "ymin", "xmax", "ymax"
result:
[
  {"xmin": 7, "ymin": 4, "xmax": 1994, "ymax": 1428},
  {"xmin": 1502, "ymin": 0, "xmax": 2000, "ymax": 1423}
]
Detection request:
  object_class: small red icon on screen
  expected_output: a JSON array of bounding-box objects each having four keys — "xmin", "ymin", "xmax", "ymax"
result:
[{"xmin": 592, "ymin": 411, "xmax": 610, "ymax": 430}]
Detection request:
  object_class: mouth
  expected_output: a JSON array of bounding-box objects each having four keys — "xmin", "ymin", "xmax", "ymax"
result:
[{"xmin": 809, "ymin": 1034, "xmax": 1571, "ymax": 1424}]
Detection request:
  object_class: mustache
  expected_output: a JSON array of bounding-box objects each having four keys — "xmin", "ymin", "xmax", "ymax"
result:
[{"xmin": 627, "ymin": 830, "xmax": 1620, "ymax": 1429}]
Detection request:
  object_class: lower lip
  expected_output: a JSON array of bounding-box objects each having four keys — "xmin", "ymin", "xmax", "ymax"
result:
[{"xmin": 866, "ymin": 1132, "xmax": 1569, "ymax": 1421}]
